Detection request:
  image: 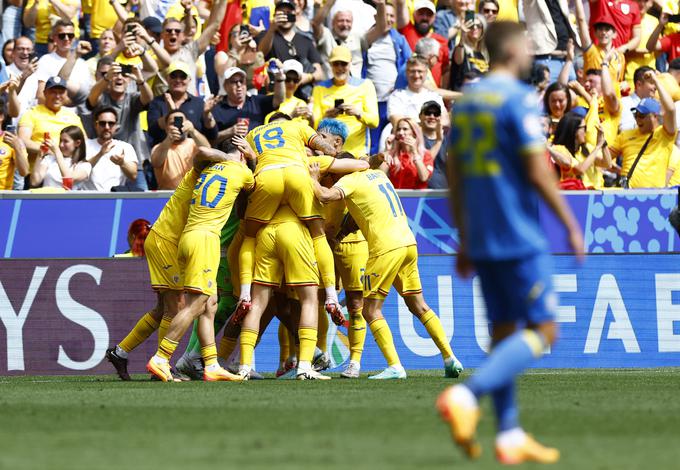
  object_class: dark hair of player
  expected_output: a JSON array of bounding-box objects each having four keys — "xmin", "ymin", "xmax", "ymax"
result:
[
  {"xmin": 269, "ymin": 112, "xmax": 292, "ymax": 122},
  {"xmin": 484, "ymin": 21, "xmax": 526, "ymax": 66},
  {"xmin": 219, "ymin": 139, "xmax": 240, "ymax": 154}
]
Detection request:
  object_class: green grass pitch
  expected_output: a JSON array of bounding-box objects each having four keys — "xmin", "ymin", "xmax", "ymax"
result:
[{"xmin": 1, "ymin": 369, "xmax": 678, "ymax": 470}]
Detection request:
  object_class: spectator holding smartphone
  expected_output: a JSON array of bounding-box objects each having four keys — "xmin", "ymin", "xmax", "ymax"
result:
[
  {"xmin": 30, "ymin": 125, "xmax": 91, "ymax": 190},
  {"xmin": 150, "ymin": 109, "xmax": 210, "ymax": 190},
  {"xmin": 0, "ymin": 102, "xmax": 29, "ymax": 190},
  {"xmin": 312, "ymin": 46, "xmax": 378, "ymax": 157},
  {"xmin": 214, "ymin": 24, "xmax": 266, "ymax": 95}
]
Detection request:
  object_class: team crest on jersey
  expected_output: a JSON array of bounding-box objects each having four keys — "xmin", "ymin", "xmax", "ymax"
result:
[
  {"xmin": 0, "ymin": 148, "xmax": 6, "ymax": 156},
  {"xmin": 172, "ymin": 275, "xmax": 179, "ymax": 283},
  {"xmin": 208, "ymin": 280, "xmax": 213, "ymax": 288},
  {"xmin": 620, "ymin": 3, "xmax": 630, "ymax": 15}
]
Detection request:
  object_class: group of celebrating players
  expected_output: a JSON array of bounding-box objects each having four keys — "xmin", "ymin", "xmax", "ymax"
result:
[
  {"xmin": 103, "ymin": 20, "xmax": 588, "ymax": 465},
  {"xmin": 104, "ymin": 109, "xmax": 463, "ymax": 383}
]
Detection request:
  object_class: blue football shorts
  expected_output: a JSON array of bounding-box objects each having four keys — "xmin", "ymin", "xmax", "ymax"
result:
[{"xmin": 474, "ymin": 252, "xmax": 557, "ymax": 325}]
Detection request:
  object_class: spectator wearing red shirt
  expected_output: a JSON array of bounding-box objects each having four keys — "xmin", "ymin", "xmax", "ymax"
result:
[
  {"xmin": 384, "ymin": 117, "xmax": 433, "ymax": 189},
  {"xmin": 589, "ymin": 0, "xmax": 642, "ymax": 52},
  {"xmin": 646, "ymin": 12, "xmax": 680, "ymax": 62},
  {"xmin": 395, "ymin": 0, "xmax": 450, "ymax": 87}
]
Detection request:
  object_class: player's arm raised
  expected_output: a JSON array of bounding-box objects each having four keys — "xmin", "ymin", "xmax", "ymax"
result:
[
  {"xmin": 193, "ymin": 146, "xmax": 232, "ymax": 170},
  {"xmin": 309, "ymin": 162, "xmax": 344, "ymax": 203}
]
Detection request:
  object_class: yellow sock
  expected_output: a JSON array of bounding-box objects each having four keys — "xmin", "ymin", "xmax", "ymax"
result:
[
  {"xmin": 157, "ymin": 315, "xmax": 173, "ymax": 347},
  {"xmin": 420, "ymin": 309, "xmax": 453, "ymax": 359},
  {"xmin": 312, "ymin": 235, "xmax": 335, "ymax": 289},
  {"xmin": 118, "ymin": 311, "xmax": 159, "ymax": 353},
  {"xmin": 298, "ymin": 327, "xmax": 318, "ymax": 363},
  {"xmin": 316, "ymin": 306, "xmax": 329, "ymax": 352},
  {"xmin": 239, "ymin": 328, "xmax": 258, "ymax": 367},
  {"xmin": 156, "ymin": 337, "xmax": 179, "ymax": 361},
  {"xmin": 348, "ymin": 309, "xmax": 366, "ymax": 363},
  {"xmin": 239, "ymin": 236, "xmax": 255, "ymax": 286},
  {"xmin": 278, "ymin": 323, "xmax": 290, "ymax": 364},
  {"xmin": 217, "ymin": 335, "xmax": 237, "ymax": 360},
  {"xmin": 201, "ymin": 343, "xmax": 218, "ymax": 367},
  {"xmin": 369, "ymin": 318, "xmax": 400, "ymax": 366}
]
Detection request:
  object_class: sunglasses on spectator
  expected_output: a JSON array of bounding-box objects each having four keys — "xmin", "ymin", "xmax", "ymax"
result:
[
  {"xmin": 423, "ymin": 110, "xmax": 441, "ymax": 117},
  {"xmin": 285, "ymin": 75, "xmax": 300, "ymax": 83},
  {"xmin": 331, "ymin": 61, "xmax": 349, "ymax": 67},
  {"xmin": 57, "ymin": 33, "xmax": 75, "ymax": 40},
  {"xmin": 483, "ymin": 8, "xmax": 499, "ymax": 14},
  {"xmin": 165, "ymin": 28, "xmax": 182, "ymax": 34},
  {"xmin": 470, "ymin": 23, "xmax": 483, "ymax": 30},
  {"xmin": 169, "ymin": 72, "xmax": 188, "ymax": 80},
  {"xmin": 97, "ymin": 121, "xmax": 116, "ymax": 127},
  {"xmin": 228, "ymin": 78, "xmax": 246, "ymax": 85}
]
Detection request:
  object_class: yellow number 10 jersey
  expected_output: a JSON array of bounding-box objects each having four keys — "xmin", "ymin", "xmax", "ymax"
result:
[
  {"xmin": 183, "ymin": 161, "xmax": 255, "ymax": 236},
  {"xmin": 334, "ymin": 170, "xmax": 415, "ymax": 257}
]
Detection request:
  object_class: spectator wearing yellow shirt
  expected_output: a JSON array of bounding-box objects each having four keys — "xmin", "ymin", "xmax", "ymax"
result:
[
  {"xmin": 265, "ymin": 59, "xmax": 312, "ymax": 124},
  {"xmin": 494, "ymin": 0, "xmax": 518, "ymax": 22},
  {"xmin": 575, "ymin": 0, "xmax": 626, "ymax": 96},
  {"xmin": 23, "ymin": 0, "xmax": 82, "ymax": 57},
  {"xmin": 549, "ymin": 111, "xmax": 611, "ymax": 190},
  {"xmin": 90, "ymin": 0, "xmax": 118, "ymax": 52},
  {"xmin": 582, "ymin": 49, "xmax": 622, "ymax": 147},
  {"xmin": 610, "ymin": 71, "xmax": 678, "ymax": 188},
  {"xmin": 312, "ymin": 46, "xmax": 379, "ymax": 157},
  {"xmin": 18, "ymin": 76, "xmax": 85, "ymax": 165},
  {"xmin": 0, "ymin": 104, "xmax": 29, "ymax": 190}
]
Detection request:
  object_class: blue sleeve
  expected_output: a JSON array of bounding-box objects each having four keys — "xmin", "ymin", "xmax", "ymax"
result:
[
  {"xmin": 433, "ymin": 10, "xmax": 454, "ymax": 39},
  {"xmin": 506, "ymin": 87, "xmax": 546, "ymax": 154},
  {"xmin": 146, "ymin": 97, "xmax": 166, "ymax": 148}
]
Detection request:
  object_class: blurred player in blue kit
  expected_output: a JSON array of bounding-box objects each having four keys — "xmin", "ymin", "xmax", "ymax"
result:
[{"xmin": 437, "ymin": 22, "xmax": 585, "ymax": 464}]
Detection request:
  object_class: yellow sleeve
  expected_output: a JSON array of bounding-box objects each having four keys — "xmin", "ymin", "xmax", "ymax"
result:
[
  {"xmin": 360, "ymin": 80, "xmax": 379, "ymax": 129},
  {"xmin": 244, "ymin": 168, "xmax": 255, "ymax": 191},
  {"xmin": 584, "ymin": 97, "xmax": 599, "ymax": 148},
  {"xmin": 551, "ymin": 145, "xmax": 578, "ymax": 169},
  {"xmin": 334, "ymin": 172, "xmax": 356, "ymax": 198},
  {"xmin": 18, "ymin": 109, "xmax": 34, "ymax": 128},
  {"xmin": 610, "ymin": 131, "xmax": 624, "ymax": 156},
  {"xmin": 299, "ymin": 121, "xmax": 318, "ymax": 147},
  {"xmin": 308, "ymin": 155, "xmax": 334, "ymax": 174}
]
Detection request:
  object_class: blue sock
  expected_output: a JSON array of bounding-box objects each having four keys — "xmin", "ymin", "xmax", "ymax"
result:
[
  {"xmin": 466, "ymin": 329, "xmax": 545, "ymax": 397},
  {"xmin": 492, "ymin": 383, "xmax": 519, "ymax": 432}
]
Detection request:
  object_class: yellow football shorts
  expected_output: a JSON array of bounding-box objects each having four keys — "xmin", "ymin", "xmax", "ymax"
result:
[
  {"xmin": 246, "ymin": 164, "xmax": 322, "ymax": 223},
  {"xmin": 333, "ymin": 240, "xmax": 369, "ymax": 292},
  {"xmin": 177, "ymin": 230, "xmax": 220, "ymax": 296},
  {"xmin": 253, "ymin": 220, "xmax": 319, "ymax": 287},
  {"xmin": 364, "ymin": 245, "xmax": 422, "ymax": 299},
  {"xmin": 145, "ymin": 229, "xmax": 182, "ymax": 291}
]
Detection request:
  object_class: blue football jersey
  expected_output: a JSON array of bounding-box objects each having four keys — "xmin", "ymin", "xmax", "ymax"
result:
[{"xmin": 449, "ymin": 73, "xmax": 548, "ymax": 260}]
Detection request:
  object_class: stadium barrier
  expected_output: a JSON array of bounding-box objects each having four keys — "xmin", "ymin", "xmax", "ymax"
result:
[
  {"xmin": 1, "ymin": 255, "xmax": 679, "ymax": 376},
  {"xmin": 1, "ymin": 189, "xmax": 679, "ymax": 257}
]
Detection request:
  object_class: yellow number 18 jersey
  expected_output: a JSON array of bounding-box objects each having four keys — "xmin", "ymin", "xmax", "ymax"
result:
[
  {"xmin": 247, "ymin": 119, "xmax": 319, "ymax": 173},
  {"xmin": 334, "ymin": 170, "xmax": 415, "ymax": 257},
  {"xmin": 183, "ymin": 161, "xmax": 255, "ymax": 236}
]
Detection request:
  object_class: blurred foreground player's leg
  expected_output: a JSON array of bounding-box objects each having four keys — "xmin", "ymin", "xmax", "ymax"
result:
[{"xmin": 437, "ymin": 21, "xmax": 585, "ymax": 463}]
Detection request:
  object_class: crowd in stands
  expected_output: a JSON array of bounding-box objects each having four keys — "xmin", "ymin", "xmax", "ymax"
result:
[{"xmin": 1, "ymin": 0, "xmax": 680, "ymax": 192}]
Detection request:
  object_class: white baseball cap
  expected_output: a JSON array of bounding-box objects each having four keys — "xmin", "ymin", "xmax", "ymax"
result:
[
  {"xmin": 282, "ymin": 59, "xmax": 304, "ymax": 78},
  {"xmin": 224, "ymin": 67, "xmax": 246, "ymax": 80},
  {"xmin": 414, "ymin": 0, "xmax": 436, "ymax": 14}
]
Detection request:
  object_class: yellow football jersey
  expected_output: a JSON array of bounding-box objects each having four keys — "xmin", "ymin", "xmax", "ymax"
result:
[
  {"xmin": 306, "ymin": 155, "xmax": 335, "ymax": 174},
  {"xmin": 183, "ymin": 161, "xmax": 255, "ymax": 235},
  {"xmin": 151, "ymin": 169, "xmax": 198, "ymax": 245},
  {"xmin": 334, "ymin": 170, "xmax": 415, "ymax": 256},
  {"xmin": 269, "ymin": 204, "xmax": 301, "ymax": 225},
  {"xmin": 246, "ymin": 119, "xmax": 319, "ymax": 173}
]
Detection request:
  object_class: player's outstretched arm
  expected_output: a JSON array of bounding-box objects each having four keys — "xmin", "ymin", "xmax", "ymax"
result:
[
  {"xmin": 524, "ymin": 149, "xmax": 585, "ymax": 261},
  {"xmin": 327, "ymin": 156, "xmax": 369, "ymax": 174},
  {"xmin": 194, "ymin": 146, "xmax": 231, "ymax": 170},
  {"xmin": 309, "ymin": 162, "xmax": 344, "ymax": 203}
]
